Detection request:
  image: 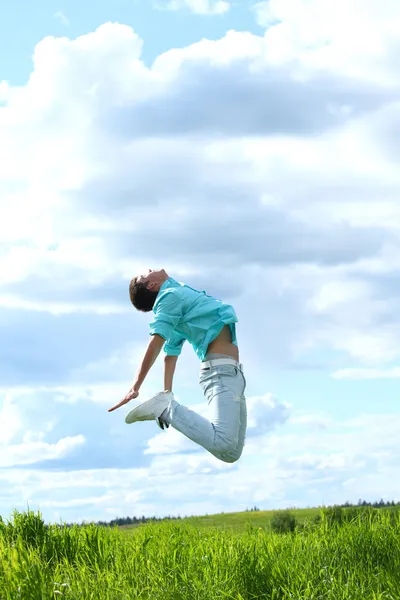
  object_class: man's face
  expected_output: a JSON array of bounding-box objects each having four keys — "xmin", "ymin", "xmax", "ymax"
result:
[{"xmin": 136, "ymin": 269, "xmax": 166, "ymax": 289}]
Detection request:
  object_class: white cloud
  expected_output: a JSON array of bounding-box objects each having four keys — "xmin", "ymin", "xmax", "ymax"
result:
[
  {"xmin": 2, "ymin": 410, "xmax": 400, "ymax": 522},
  {"xmin": 0, "ymin": 435, "xmax": 85, "ymax": 468},
  {"xmin": 0, "ymin": 18, "xmax": 397, "ymax": 365},
  {"xmin": 149, "ymin": 453, "xmax": 234, "ymax": 476},
  {"xmin": 290, "ymin": 414, "xmax": 329, "ymax": 431},
  {"xmin": 40, "ymin": 494, "xmax": 115, "ymax": 509},
  {"xmin": 145, "ymin": 427, "xmax": 200, "ymax": 455},
  {"xmin": 253, "ymin": 0, "xmax": 400, "ymax": 81},
  {"xmin": 0, "ymin": 81, "xmax": 9, "ymax": 103},
  {"xmin": 144, "ymin": 393, "xmax": 290, "ymax": 456},
  {"xmin": 157, "ymin": 0, "xmax": 230, "ymax": 15},
  {"xmin": 332, "ymin": 367, "xmax": 400, "ymax": 380},
  {"xmin": 309, "ymin": 280, "xmax": 370, "ymax": 313},
  {"xmin": 246, "ymin": 394, "xmax": 290, "ymax": 434},
  {"xmin": 252, "ymin": 1, "xmax": 279, "ymax": 28},
  {"xmin": 0, "ymin": 399, "xmax": 22, "ymax": 445}
]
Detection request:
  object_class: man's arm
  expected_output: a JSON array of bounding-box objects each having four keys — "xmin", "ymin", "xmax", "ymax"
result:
[
  {"xmin": 108, "ymin": 334, "xmax": 165, "ymax": 412},
  {"xmin": 109, "ymin": 289, "xmax": 183, "ymax": 413},
  {"xmin": 132, "ymin": 334, "xmax": 165, "ymax": 392},
  {"xmin": 164, "ymin": 355, "xmax": 178, "ymax": 392}
]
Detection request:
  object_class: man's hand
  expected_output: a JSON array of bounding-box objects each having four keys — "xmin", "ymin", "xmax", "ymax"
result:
[
  {"xmin": 108, "ymin": 388, "xmax": 139, "ymax": 412},
  {"xmin": 108, "ymin": 335, "xmax": 165, "ymax": 414}
]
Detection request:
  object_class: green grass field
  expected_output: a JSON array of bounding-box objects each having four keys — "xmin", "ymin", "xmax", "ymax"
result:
[
  {"xmin": 159, "ymin": 507, "xmax": 319, "ymax": 531},
  {"xmin": 1, "ymin": 507, "xmax": 400, "ymax": 599}
]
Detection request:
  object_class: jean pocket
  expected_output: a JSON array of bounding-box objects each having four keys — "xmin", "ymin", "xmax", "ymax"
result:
[{"xmin": 215, "ymin": 365, "xmax": 238, "ymax": 377}]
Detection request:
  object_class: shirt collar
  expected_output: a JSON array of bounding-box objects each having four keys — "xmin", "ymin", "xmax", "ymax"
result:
[
  {"xmin": 159, "ymin": 277, "xmax": 172, "ymax": 292},
  {"xmin": 153, "ymin": 278, "xmax": 173, "ymax": 313}
]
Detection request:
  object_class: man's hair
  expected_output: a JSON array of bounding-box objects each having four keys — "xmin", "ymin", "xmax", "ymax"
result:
[{"xmin": 129, "ymin": 277, "xmax": 158, "ymax": 312}]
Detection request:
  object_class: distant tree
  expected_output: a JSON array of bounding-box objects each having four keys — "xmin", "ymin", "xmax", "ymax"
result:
[{"xmin": 271, "ymin": 510, "xmax": 297, "ymax": 534}]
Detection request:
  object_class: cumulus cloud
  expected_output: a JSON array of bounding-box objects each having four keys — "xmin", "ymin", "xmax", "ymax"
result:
[
  {"xmin": 0, "ymin": 17, "xmax": 398, "ymax": 372},
  {"xmin": 252, "ymin": 0, "xmax": 400, "ymax": 81},
  {"xmin": 0, "ymin": 395, "xmax": 85, "ymax": 468},
  {"xmin": 0, "ymin": 386, "xmax": 156, "ymax": 471},
  {"xmin": 246, "ymin": 394, "xmax": 290, "ymax": 434},
  {"xmin": 2, "ymin": 409, "xmax": 400, "ymax": 522},
  {"xmin": 0, "ymin": 436, "xmax": 85, "ymax": 468}
]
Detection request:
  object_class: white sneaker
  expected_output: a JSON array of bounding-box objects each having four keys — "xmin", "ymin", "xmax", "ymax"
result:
[{"xmin": 125, "ymin": 391, "xmax": 174, "ymax": 429}]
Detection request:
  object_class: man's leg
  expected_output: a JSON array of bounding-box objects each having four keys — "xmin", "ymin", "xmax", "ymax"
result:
[{"xmin": 162, "ymin": 364, "xmax": 247, "ymax": 463}]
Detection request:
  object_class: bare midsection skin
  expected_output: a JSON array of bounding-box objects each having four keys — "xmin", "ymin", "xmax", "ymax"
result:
[{"xmin": 206, "ymin": 325, "xmax": 239, "ymax": 361}]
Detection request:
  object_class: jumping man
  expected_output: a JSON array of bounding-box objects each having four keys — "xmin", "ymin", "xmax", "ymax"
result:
[{"xmin": 108, "ymin": 269, "xmax": 247, "ymax": 463}]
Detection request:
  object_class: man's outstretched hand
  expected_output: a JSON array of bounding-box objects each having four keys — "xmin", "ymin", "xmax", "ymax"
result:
[{"xmin": 108, "ymin": 388, "xmax": 139, "ymax": 412}]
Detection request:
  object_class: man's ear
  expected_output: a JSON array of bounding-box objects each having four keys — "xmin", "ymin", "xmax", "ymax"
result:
[{"xmin": 147, "ymin": 281, "xmax": 156, "ymax": 290}]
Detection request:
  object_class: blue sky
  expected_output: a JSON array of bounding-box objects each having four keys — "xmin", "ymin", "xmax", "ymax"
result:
[
  {"xmin": 1, "ymin": 0, "xmax": 260, "ymax": 84},
  {"xmin": 1, "ymin": 0, "xmax": 400, "ymax": 524}
]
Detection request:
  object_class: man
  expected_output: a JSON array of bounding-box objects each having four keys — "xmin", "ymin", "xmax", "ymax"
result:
[{"xmin": 108, "ymin": 269, "xmax": 247, "ymax": 463}]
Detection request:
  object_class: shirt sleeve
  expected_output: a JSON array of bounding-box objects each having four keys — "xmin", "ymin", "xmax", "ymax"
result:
[
  {"xmin": 164, "ymin": 330, "xmax": 186, "ymax": 356},
  {"xmin": 149, "ymin": 289, "xmax": 183, "ymax": 343}
]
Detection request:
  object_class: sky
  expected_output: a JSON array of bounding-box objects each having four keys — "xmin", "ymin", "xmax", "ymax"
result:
[{"xmin": 0, "ymin": 0, "xmax": 400, "ymax": 524}]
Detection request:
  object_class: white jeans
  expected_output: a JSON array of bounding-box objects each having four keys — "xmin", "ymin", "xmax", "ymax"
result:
[{"xmin": 163, "ymin": 359, "xmax": 247, "ymax": 463}]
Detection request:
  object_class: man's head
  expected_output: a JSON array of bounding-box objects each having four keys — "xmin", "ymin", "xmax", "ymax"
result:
[{"xmin": 129, "ymin": 269, "xmax": 169, "ymax": 312}]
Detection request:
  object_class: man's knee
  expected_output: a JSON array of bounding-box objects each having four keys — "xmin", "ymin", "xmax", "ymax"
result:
[
  {"xmin": 214, "ymin": 436, "xmax": 244, "ymax": 463},
  {"xmin": 221, "ymin": 451, "xmax": 241, "ymax": 464}
]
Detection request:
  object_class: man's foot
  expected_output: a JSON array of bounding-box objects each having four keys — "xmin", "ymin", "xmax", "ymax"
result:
[{"xmin": 125, "ymin": 391, "xmax": 174, "ymax": 430}]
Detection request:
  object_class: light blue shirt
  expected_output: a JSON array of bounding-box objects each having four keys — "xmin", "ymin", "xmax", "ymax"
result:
[{"xmin": 149, "ymin": 278, "xmax": 238, "ymax": 360}]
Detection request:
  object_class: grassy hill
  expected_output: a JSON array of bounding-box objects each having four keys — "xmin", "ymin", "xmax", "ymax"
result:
[
  {"xmin": 183, "ymin": 507, "xmax": 320, "ymax": 530},
  {"xmin": 120, "ymin": 506, "xmax": 321, "ymax": 534}
]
